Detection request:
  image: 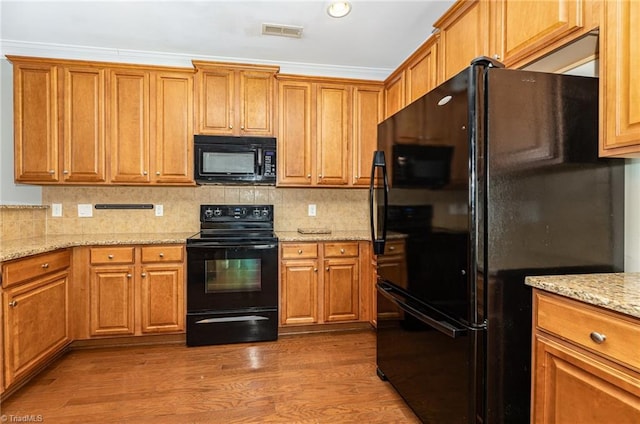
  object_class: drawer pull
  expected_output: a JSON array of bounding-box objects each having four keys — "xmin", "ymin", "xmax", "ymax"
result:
[
  {"xmin": 389, "ymin": 246, "xmax": 395, "ymax": 251},
  {"xmin": 141, "ymin": 272, "xmax": 147, "ymax": 278},
  {"xmin": 9, "ymin": 300, "xmax": 18, "ymax": 307},
  {"xmin": 108, "ymin": 254, "xmax": 114, "ymax": 259},
  {"xmin": 41, "ymin": 263, "xmax": 49, "ymax": 269},
  {"xmin": 298, "ymin": 249, "xmax": 303, "ymax": 254},
  {"xmin": 159, "ymin": 253, "xmax": 164, "ymax": 258},
  {"xmin": 590, "ymin": 332, "xmax": 607, "ymax": 344},
  {"xmin": 340, "ymin": 248, "xmax": 345, "ymax": 254},
  {"xmin": 126, "ymin": 273, "xmax": 132, "ymax": 278}
]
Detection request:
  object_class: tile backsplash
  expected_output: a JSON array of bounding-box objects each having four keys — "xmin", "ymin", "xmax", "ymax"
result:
[
  {"xmin": 0, "ymin": 206, "xmax": 47, "ymax": 242},
  {"xmin": 35, "ymin": 186, "xmax": 370, "ymax": 236}
]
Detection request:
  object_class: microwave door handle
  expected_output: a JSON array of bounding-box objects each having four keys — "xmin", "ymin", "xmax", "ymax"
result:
[{"xmin": 257, "ymin": 147, "xmax": 263, "ymax": 173}]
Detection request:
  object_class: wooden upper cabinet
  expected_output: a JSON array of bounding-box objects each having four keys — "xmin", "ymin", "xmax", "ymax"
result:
[
  {"xmin": 277, "ymin": 78, "xmax": 313, "ymax": 185},
  {"xmin": 109, "ymin": 68, "xmax": 151, "ymax": 184},
  {"xmin": 153, "ymin": 71, "xmax": 194, "ymax": 184},
  {"xmin": 62, "ymin": 66, "xmax": 106, "ymax": 183},
  {"xmin": 599, "ymin": 0, "xmax": 640, "ymax": 157},
  {"xmin": 405, "ymin": 35, "xmax": 440, "ymax": 105},
  {"xmin": 352, "ymin": 85, "xmax": 383, "ymax": 187},
  {"xmin": 383, "ymin": 71, "xmax": 405, "ymax": 119},
  {"xmin": 315, "ymin": 83, "xmax": 351, "ymax": 186},
  {"xmin": 492, "ymin": 0, "xmax": 597, "ymax": 69},
  {"xmin": 11, "ymin": 59, "xmax": 59, "ymax": 183},
  {"xmin": 435, "ymin": 0, "xmax": 490, "ymax": 81},
  {"xmin": 193, "ymin": 61, "xmax": 279, "ymax": 136}
]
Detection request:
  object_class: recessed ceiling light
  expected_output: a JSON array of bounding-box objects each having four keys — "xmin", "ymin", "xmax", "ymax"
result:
[{"xmin": 327, "ymin": 1, "xmax": 352, "ymax": 18}]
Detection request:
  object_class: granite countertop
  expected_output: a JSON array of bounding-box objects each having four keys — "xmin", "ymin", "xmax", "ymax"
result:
[
  {"xmin": 525, "ymin": 273, "xmax": 640, "ymax": 319},
  {"xmin": 0, "ymin": 232, "xmax": 195, "ymax": 262}
]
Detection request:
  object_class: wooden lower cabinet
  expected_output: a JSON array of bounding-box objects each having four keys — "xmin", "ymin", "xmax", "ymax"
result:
[
  {"xmin": 1, "ymin": 250, "xmax": 71, "ymax": 393},
  {"xmin": 531, "ymin": 290, "xmax": 640, "ymax": 423},
  {"xmin": 86, "ymin": 244, "xmax": 184, "ymax": 338},
  {"xmin": 280, "ymin": 241, "xmax": 369, "ymax": 327}
]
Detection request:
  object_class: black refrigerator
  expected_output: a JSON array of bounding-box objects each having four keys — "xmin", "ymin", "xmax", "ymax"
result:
[{"xmin": 370, "ymin": 57, "xmax": 624, "ymax": 423}]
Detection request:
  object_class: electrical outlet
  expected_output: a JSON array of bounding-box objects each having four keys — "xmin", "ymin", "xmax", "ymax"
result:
[
  {"xmin": 155, "ymin": 204, "xmax": 164, "ymax": 217},
  {"xmin": 308, "ymin": 204, "xmax": 316, "ymax": 217},
  {"xmin": 51, "ymin": 203, "xmax": 62, "ymax": 217},
  {"xmin": 78, "ymin": 204, "xmax": 93, "ymax": 217}
]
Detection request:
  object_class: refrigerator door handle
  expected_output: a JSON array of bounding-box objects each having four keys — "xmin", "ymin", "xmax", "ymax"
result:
[
  {"xmin": 377, "ymin": 282, "xmax": 468, "ymax": 339},
  {"xmin": 369, "ymin": 150, "xmax": 388, "ymax": 255}
]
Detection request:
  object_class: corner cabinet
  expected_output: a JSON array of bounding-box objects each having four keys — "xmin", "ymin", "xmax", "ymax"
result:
[
  {"xmin": 531, "ymin": 290, "xmax": 640, "ymax": 423},
  {"xmin": 599, "ymin": 0, "xmax": 640, "ymax": 157},
  {"xmin": 193, "ymin": 61, "xmax": 279, "ymax": 136},
  {"xmin": 279, "ymin": 241, "xmax": 371, "ymax": 327},
  {"xmin": 1, "ymin": 249, "xmax": 71, "ymax": 392},
  {"xmin": 7, "ymin": 56, "xmax": 195, "ymax": 186},
  {"xmin": 277, "ymin": 75, "xmax": 383, "ymax": 188}
]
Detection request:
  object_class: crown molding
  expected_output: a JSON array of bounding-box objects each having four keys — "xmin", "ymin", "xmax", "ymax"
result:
[{"xmin": 0, "ymin": 39, "xmax": 390, "ymax": 81}]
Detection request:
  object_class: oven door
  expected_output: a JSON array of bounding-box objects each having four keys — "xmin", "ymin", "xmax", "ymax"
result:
[{"xmin": 186, "ymin": 242, "xmax": 278, "ymax": 312}]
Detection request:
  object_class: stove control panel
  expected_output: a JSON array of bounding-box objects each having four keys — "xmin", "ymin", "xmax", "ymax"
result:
[{"xmin": 200, "ymin": 205, "xmax": 273, "ymax": 222}]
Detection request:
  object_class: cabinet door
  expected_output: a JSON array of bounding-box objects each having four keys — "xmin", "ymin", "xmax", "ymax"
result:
[
  {"xmin": 384, "ymin": 71, "xmax": 405, "ymax": 119},
  {"xmin": 89, "ymin": 266, "xmax": 135, "ymax": 336},
  {"xmin": 437, "ymin": 0, "xmax": 489, "ymax": 81},
  {"xmin": 140, "ymin": 264, "xmax": 184, "ymax": 333},
  {"xmin": 280, "ymin": 260, "xmax": 318, "ymax": 325},
  {"xmin": 197, "ymin": 68, "xmax": 234, "ymax": 135},
  {"xmin": 324, "ymin": 257, "xmax": 359, "ymax": 322},
  {"xmin": 153, "ymin": 71, "xmax": 194, "ymax": 184},
  {"xmin": 12, "ymin": 61, "xmax": 59, "ymax": 182},
  {"xmin": 600, "ymin": 0, "xmax": 640, "ymax": 157},
  {"xmin": 315, "ymin": 83, "xmax": 351, "ymax": 186},
  {"xmin": 239, "ymin": 71, "xmax": 275, "ymax": 135},
  {"xmin": 62, "ymin": 66, "xmax": 106, "ymax": 183},
  {"xmin": 109, "ymin": 69, "xmax": 151, "ymax": 183},
  {"xmin": 3, "ymin": 274, "xmax": 69, "ymax": 387},
  {"xmin": 532, "ymin": 335, "xmax": 640, "ymax": 424},
  {"xmin": 352, "ymin": 85, "xmax": 383, "ymax": 187},
  {"xmin": 277, "ymin": 80, "xmax": 313, "ymax": 186},
  {"xmin": 406, "ymin": 37, "xmax": 439, "ymax": 105}
]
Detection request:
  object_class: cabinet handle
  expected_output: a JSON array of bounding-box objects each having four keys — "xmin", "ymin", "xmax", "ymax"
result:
[
  {"xmin": 126, "ymin": 273, "xmax": 132, "ymax": 278},
  {"xmin": 63, "ymin": 170, "xmax": 69, "ymax": 174},
  {"xmin": 8, "ymin": 300, "xmax": 18, "ymax": 307},
  {"xmin": 307, "ymin": 174, "xmax": 311, "ymax": 178},
  {"xmin": 229, "ymin": 125, "xmax": 233, "ymax": 129},
  {"xmin": 314, "ymin": 268, "xmax": 318, "ymax": 272},
  {"xmin": 493, "ymin": 54, "xmax": 501, "ymax": 60},
  {"xmin": 41, "ymin": 263, "xmax": 49, "ymax": 269},
  {"xmin": 389, "ymin": 246, "xmax": 395, "ymax": 251},
  {"xmin": 590, "ymin": 331, "xmax": 606, "ymax": 344},
  {"xmin": 108, "ymin": 254, "xmax": 114, "ymax": 259},
  {"xmin": 355, "ymin": 175, "xmax": 358, "ymax": 179},
  {"xmin": 240, "ymin": 126, "xmax": 245, "ymax": 130},
  {"xmin": 159, "ymin": 253, "xmax": 164, "ymax": 258},
  {"xmin": 156, "ymin": 171, "xmax": 160, "ymax": 176},
  {"xmin": 298, "ymin": 249, "xmax": 303, "ymax": 254},
  {"xmin": 141, "ymin": 272, "xmax": 147, "ymax": 277},
  {"xmin": 340, "ymin": 248, "xmax": 345, "ymax": 254},
  {"xmin": 319, "ymin": 174, "xmax": 323, "ymax": 179},
  {"xmin": 326, "ymin": 267, "xmax": 329, "ymax": 271},
  {"xmin": 143, "ymin": 171, "xmax": 148, "ymax": 175}
]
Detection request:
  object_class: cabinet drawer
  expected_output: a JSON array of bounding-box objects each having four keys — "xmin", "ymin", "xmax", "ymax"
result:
[
  {"xmin": 535, "ymin": 291, "xmax": 640, "ymax": 370},
  {"xmin": 382, "ymin": 240, "xmax": 405, "ymax": 256},
  {"xmin": 141, "ymin": 245, "xmax": 184, "ymax": 263},
  {"xmin": 323, "ymin": 242, "xmax": 359, "ymax": 258},
  {"xmin": 90, "ymin": 246, "xmax": 135, "ymax": 265},
  {"xmin": 281, "ymin": 243, "xmax": 318, "ymax": 259},
  {"xmin": 2, "ymin": 249, "xmax": 71, "ymax": 288}
]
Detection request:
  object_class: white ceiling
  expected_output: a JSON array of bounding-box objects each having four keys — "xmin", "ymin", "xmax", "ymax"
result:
[{"xmin": 0, "ymin": 0, "xmax": 456, "ymax": 79}]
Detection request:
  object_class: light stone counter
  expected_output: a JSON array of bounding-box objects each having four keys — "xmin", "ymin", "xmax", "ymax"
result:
[
  {"xmin": 525, "ymin": 273, "xmax": 640, "ymax": 319},
  {"xmin": 0, "ymin": 232, "xmax": 195, "ymax": 262}
]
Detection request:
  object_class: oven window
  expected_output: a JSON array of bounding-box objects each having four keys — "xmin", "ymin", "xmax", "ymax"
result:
[
  {"xmin": 205, "ymin": 258, "xmax": 261, "ymax": 293},
  {"xmin": 202, "ymin": 152, "xmax": 255, "ymax": 175}
]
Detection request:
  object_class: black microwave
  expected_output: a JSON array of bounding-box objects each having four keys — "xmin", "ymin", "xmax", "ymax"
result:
[{"xmin": 194, "ymin": 135, "xmax": 276, "ymax": 185}]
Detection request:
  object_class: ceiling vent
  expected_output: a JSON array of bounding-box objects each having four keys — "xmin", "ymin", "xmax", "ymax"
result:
[{"xmin": 262, "ymin": 23, "xmax": 304, "ymax": 39}]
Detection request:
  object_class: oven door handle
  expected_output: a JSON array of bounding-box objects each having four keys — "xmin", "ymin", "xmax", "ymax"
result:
[
  {"xmin": 377, "ymin": 282, "xmax": 467, "ymax": 339},
  {"xmin": 188, "ymin": 243, "xmax": 278, "ymax": 249}
]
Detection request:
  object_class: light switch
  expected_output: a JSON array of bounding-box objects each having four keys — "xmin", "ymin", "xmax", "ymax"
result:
[
  {"xmin": 308, "ymin": 204, "xmax": 316, "ymax": 217},
  {"xmin": 51, "ymin": 203, "xmax": 62, "ymax": 217},
  {"xmin": 78, "ymin": 204, "xmax": 93, "ymax": 217},
  {"xmin": 155, "ymin": 204, "xmax": 164, "ymax": 217}
]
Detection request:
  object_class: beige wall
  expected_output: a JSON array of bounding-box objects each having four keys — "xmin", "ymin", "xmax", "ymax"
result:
[{"xmin": 11, "ymin": 186, "xmax": 371, "ymax": 237}]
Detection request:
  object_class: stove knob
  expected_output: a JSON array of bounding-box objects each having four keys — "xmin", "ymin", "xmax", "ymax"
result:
[
  {"xmin": 262, "ymin": 208, "xmax": 269, "ymax": 216},
  {"xmin": 253, "ymin": 209, "xmax": 261, "ymax": 218},
  {"xmin": 213, "ymin": 208, "xmax": 222, "ymax": 217},
  {"xmin": 204, "ymin": 209, "xmax": 214, "ymax": 218}
]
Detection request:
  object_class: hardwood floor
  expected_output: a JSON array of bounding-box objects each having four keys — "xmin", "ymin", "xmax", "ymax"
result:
[{"xmin": 1, "ymin": 330, "xmax": 420, "ymax": 423}]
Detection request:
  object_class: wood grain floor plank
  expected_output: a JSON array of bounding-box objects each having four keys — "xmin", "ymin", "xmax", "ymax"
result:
[{"xmin": 1, "ymin": 330, "xmax": 419, "ymax": 423}]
